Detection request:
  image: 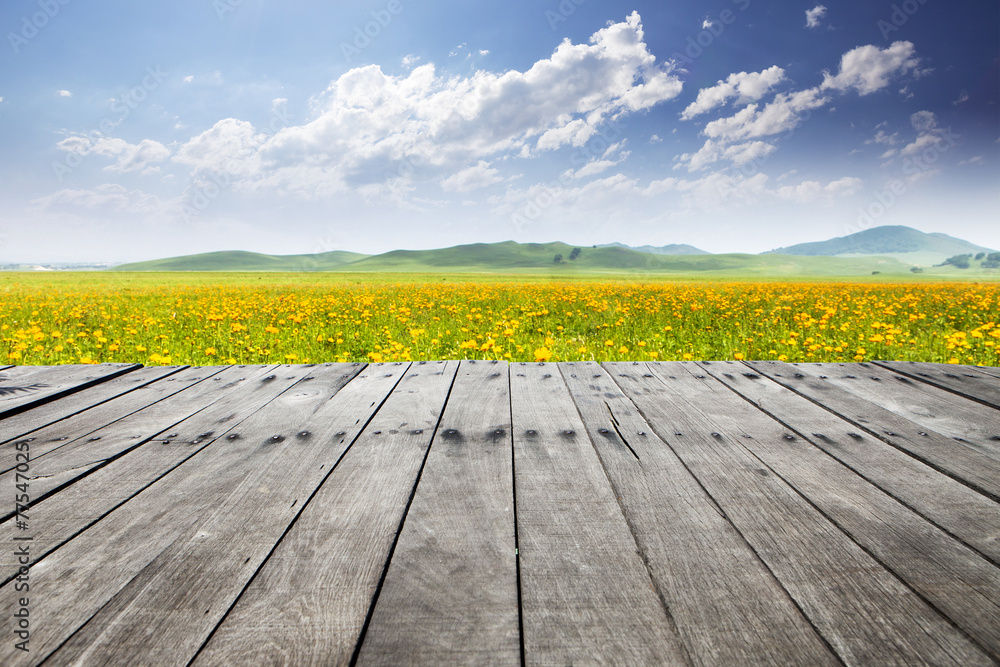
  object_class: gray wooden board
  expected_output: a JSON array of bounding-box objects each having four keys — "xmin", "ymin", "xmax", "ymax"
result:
[
  {"xmin": 509, "ymin": 362, "xmax": 688, "ymax": 666},
  {"xmin": 610, "ymin": 361, "xmax": 993, "ymax": 666},
  {"xmin": 0, "ymin": 363, "xmax": 139, "ymax": 419},
  {"xmin": 356, "ymin": 360, "xmax": 520, "ymax": 666},
  {"xmin": 0, "ymin": 363, "xmax": 374, "ymax": 666},
  {"xmin": 873, "ymin": 360, "xmax": 1000, "ymax": 410},
  {"xmin": 697, "ymin": 361, "xmax": 1000, "ymax": 566},
  {"xmin": 0, "ymin": 364, "xmax": 318, "ymax": 583},
  {"xmin": 966, "ymin": 364, "xmax": 1000, "ymax": 379},
  {"xmin": 191, "ymin": 362, "xmax": 455, "ymax": 666},
  {"xmin": 691, "ymin": 360, "xmax": 1000, "ymax": 659},
  {"xmin": 0, "ymin": 365, "xmax": 257, "ymax": 509},
  {"xmin": 791, "ymin": 362, "xmax": 1000, "ymax": 459},
  {"xmin": 559, "ymin": 361, "xmax": 837, "ymax": 666},
  {"xmin": 0, "ymin": 365, "xmax": 184, "ymax": 445},
  {"xmin": 0, "ymin": 366, "xmax": 222, "ymax": 474},
  {"xmin": 747, "ymin": 360, "xmax": 1000, "ymax": 501}
]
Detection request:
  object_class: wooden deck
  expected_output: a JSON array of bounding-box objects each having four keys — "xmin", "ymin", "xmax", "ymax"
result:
[{"xmin": 2, "ymin": 360, "xmax": 999, "ymax": 666}]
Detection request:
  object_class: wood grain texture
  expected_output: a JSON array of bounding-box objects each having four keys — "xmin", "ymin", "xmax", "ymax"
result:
[
  {"xmin": 693, "ymin": 360, "xmax": 1000, "ymax": 659},
  {"xmin": 0, "ymin": 365, "xmax": 183, "ymax": 445},
  {"xmin": 0, "ymin": 363, "xmax": 368, "ymax": 667},
  {"xmin": 510, "ymin": 362, "xmax": 688, "ymax": 666},
  {"xmin": 356, "ymin": 360, "xmax": 520, "ymax": 666},
  {"xmin": 791, "ymin": 362, "xmax": 1000, "ymax": 459},
  {"xmin": 43, "ymin": 363, "xmax": 388, "ymax": 667},
  {"xmin": 611, "ymin": 361, "xmax": 993, "ymax": 666},
  {"xmin": 559, "ymin": 361, "xmax": 836, "ymax": 666},
  {"xmin": 697, "ymin": 360, "xmax": 1000, "ymax": 566},
  {"xmin": 0, "ymin": 364, "xmax": 318, "ymax": 583},
  {"xmin": 873, "ymin": 360, "xmax": 1000, "ymax": 410},
  {"xmin": 747, "ymin": 360, "xmax": 1000, "ymax": 501},
  {"xmin": 191, "ymin": 362, "xmax": 457, "ymax": 667},
  {"xmin": 0, "ymin": 363, "xmax": 139, "ymax": 419},
  {"xmin": 0, "ymin": 365, "xmax": 240, "ymax": 508}
]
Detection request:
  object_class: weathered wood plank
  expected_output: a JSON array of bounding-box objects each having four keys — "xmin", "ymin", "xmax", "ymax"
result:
[
  {"xmin": 0, "ymin": 365, "xmax": 184, "ymax": 445},
  {"xmin": 610, "ymin": 361, "xmax": 993, "ymax": 666},
  {"xmin": 0, "ymin": 363, "xmax": 375, "ymax": 666},
  {"xmin": 0, "ymin": 366, "xmax": 240, "ymax": 508},
  {"xmin": 510, "ymin": 362, "xmax": 688, "ymax": 666},
  {"xmin": 693, "ymin": 360, "xmax": 1000, "ymax": 659},
  {"xmin": 559, "ymin": 361, "xmax": 837, "ymax": 666},
  {"xmin": 966, "ymin": 364, "xmax": 1000, "ymax": 379},
  {"xmin": 873, "ymin": 360, "xmax": 1000, "ymax": 410},
  {"xmin": 0, "ymin": 366, "xmax": 216, "ymax": 471},
  {"xmin": 0, "ymin": 364, "xmax": 140, "ymax": 419},
  {"xmin": 356, "ymin": 360, "xmax": 519, "ymax": 666},
  {"xmin": 0, "ymin": 364, "xmax": 319, "ymax": 583},
  {"xmin": 747, "ymin": 360, "xmax": 1000, "ymax": 501},
  {"xmin": 190, "ymin": 362, "xmax": 455, "ymax": 667},
  {"xmin": 697, "ymin": 360, "xmax": 1000, "ymax": 565},
  {"xmin": 790, "ymin": 362, "xmax": 1000, "ymax": 459}
]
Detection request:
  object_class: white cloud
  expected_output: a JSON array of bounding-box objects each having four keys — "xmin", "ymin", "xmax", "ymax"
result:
[
  {"xmin": 183, "ymin": 75, "xmax": 194, "ymax": 83},
  {"xmin": 166, "ymin": 12, "xmax": 681, "ymax": 198},
  {"xmin": 401, "ymin": 54, "xmax": 420, "ymax": 67},
  {"xmin": 702, "ymin": 87, "xmax": 829, "ymax": 144},
  {"xmin": 56, "ymin": 135, "xmax": 171, "ymax": 173},
  {"xmin": 440, "ymin": 161, "xmax": 505, "ymax": 192},
  {"xmin": 821, "ymin": 41, "xmax": 919, "ymax": 95},
  {"xmin": 679, "ymin": 42, "xmax": 920, "ymax": 172},
  {"xmin": 681, "ymin": 66, "xmax": 786, "ymax": 119},
  {"xmin": 805, "ymin": 5, "xmax": 827, "ymax": 29},
  {"xmin": 867, "ymin": 129, "xmax": 900, "ymax": 146},
  {"xmin": 173, "ymin": 119, "xmax": 265, "ymax": 175},
  {"xmin": 953, "ymin": 90, "xmax": 969, "ymax": 105},
  {"xmin": 649, "ymin": 134, "xmax": 662, "ymax": 143},
  {"xmin": 58, "ymin": 90, "xmax": 72, "ymax": 97},
  {"xmin": 898, "ymin": 111, "xmax": 946, "ymax": 157},
  {"xmin": 702, "ymin": 19, "xmax": 714, "ymax": 30},
  {"xmin": 776, "ymin": 176, "xmax": 863, "ymax": 203}
]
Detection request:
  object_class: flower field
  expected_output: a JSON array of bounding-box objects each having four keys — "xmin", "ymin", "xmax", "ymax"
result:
[{"xmin": 2, "ymin": 276, "xmax": 999, "ymax": 366}]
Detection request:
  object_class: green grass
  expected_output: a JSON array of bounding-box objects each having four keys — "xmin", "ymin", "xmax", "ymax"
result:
[{"xmin": 111, "ymin": 250, "xmax": 369, "ymax": 272}]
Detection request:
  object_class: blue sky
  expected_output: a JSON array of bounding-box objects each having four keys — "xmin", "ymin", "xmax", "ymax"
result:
[{"xmin": 1, "ymin": 0, "xmax": 997, "ymax": 262}]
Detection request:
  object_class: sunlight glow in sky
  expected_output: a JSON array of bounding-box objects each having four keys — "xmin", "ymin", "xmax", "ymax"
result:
[{"xmin": 1, "ymin": 0, "xmax": 997, "ymax": 262}]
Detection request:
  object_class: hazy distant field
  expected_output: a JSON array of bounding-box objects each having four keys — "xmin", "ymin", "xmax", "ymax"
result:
[{"xmin": 2, "ymin": 273, "xmax": 998, "ymax": 366}]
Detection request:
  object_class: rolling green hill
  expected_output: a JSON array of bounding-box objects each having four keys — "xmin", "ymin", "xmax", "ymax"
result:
[
  {"xmin": 333, "ymin": 241, "xmax": 911, "ymax": 275},
  {"xmin": 107, "ymin": 240, "xmax": 963, "ymax": 277},
  {"xmin": 597, "ymin": 242, "xmax": 709, "ymax": 255},
  {"xmin": 763, "ymin": 225, "xmax": 994, "ymax": 265},
  {"xmin": 112, "ymin": 250, "xmax": 369, "ymax": 272}
]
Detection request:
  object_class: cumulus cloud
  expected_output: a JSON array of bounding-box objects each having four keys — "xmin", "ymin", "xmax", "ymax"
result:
[
  {"xmin": 58, "ymin": 90, "xmax": 72, "ymax": 97},
  {"xmin": 678, "ymin": 42, "xmax": 919, "ymax": 171},
  {"xmin": 821, "ymin": 41, "xmax": 919, "ymax": 95},
  {"xmin": 775, "ymin": 176, "xmax": 863, "ymax": 203},
  {"xmin": 805, "ymin": 5, "xmax": 827, "ymax": 29},
  {"xmin": 681, "ymin": 66, "xmax": 786, "ymax": 119},
  {"xmin": 440, "ymin": 161, "xmax": 505, "ymax": 192},
  {"xmin": 164, "ymin": 12, "xmax": 680, "ymax": 198},
  {"xmin": 896, "ymin": 111, "xmax": 952, "ymax": 158},
  {"xmin": 56, "ymin": 135, "xmax": 171, "ymax": 174},
  {"xmin": 702, "ymin": 87, "xmax": 829, "ymax": 143}
]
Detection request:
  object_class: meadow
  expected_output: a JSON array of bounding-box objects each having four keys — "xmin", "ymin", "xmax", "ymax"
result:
[{"xmin": 2, "ymin": 273, "xmax": 998, "ymax": 367}]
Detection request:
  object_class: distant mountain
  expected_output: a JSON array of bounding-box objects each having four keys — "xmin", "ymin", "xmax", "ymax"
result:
[
  {"xmin": 112, "ymin": 250, "xmax": 369, "ymax": 272},
  {"xmin": 598, "ymin": 242, "xmax": 709, "ymax": 255},
  {"xmin": 763, "ymin": 225, "xmax": 994, "ymax": 265}
]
